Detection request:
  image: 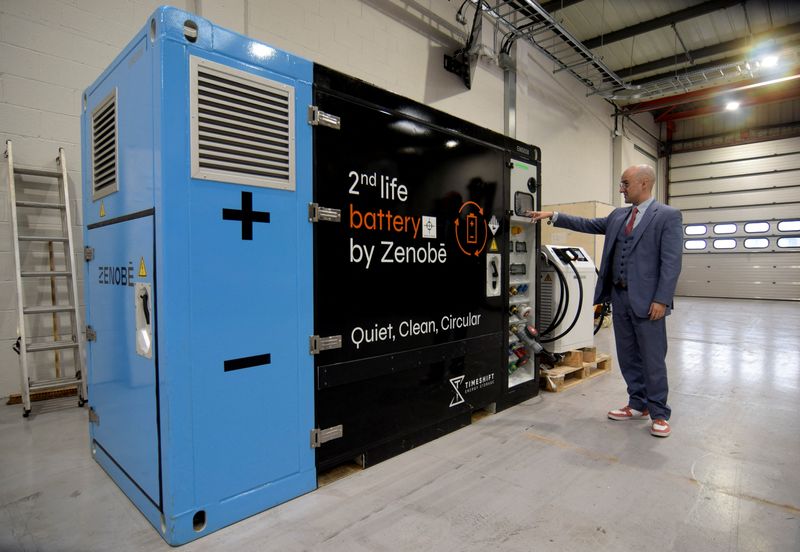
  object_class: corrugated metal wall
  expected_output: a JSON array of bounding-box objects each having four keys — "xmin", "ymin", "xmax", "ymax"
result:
[{"xmin": 669, "ymin": 136, "xmax": 800, "ymax": 300}]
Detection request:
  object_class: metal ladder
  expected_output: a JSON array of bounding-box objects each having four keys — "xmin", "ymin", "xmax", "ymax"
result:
[{"xmin": 5, "ymin": 140, "xmax": 87, "ymax": 417}]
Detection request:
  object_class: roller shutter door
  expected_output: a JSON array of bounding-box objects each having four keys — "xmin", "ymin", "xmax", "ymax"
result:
[{"xmin": 669, "ymin": 137, "xmax": 800, "ymax": 300}]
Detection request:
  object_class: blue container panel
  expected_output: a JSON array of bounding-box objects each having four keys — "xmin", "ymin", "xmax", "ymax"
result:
[
  {"xmin": 82, "ymin": 6, "xmax": 317, "ymax": 544},
  {"xmin": 187, "ymin": 181, "xmax": 311, "ymax": 504},
  {"xmin": 86, "ymin": 215, "xmax": 160, "ymax": 505},
  {"xmin": 82, "ymin": 33, "xmax": 155, "ymax": 227}
]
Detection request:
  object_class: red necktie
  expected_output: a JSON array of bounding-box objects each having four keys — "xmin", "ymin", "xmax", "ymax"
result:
[{"xmin": 625, "ymin": 207, "xmax": 638, "ymax": 235}]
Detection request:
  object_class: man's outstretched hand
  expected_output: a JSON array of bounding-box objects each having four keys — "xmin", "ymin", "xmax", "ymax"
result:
[{"xmin": 525, "ymin": 210, "xmax": 554, "ymax": 221}]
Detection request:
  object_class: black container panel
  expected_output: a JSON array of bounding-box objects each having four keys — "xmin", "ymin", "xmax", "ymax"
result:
[
  {"xmin": 312, "ymin": 66, "xmax": 531, "ymax": 468},
  {"xmin": 314, "ymin": 95, "xmax": 505, "ymax": 359}
]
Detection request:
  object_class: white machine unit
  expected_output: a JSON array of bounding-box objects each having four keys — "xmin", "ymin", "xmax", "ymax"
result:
[{"xmin": 539, "ymin": 245, "xmax": 596, "ymax": 353}]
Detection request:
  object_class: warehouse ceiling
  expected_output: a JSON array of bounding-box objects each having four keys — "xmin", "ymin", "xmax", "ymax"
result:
[{"xmin": 479, "ymin": 0, "xmax": 800, "ymax": 123}]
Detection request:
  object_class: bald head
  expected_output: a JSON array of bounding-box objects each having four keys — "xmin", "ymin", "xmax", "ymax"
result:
[
  {"xmin": 620, "ymin": 164, "xmax": 655, "ymax": 205},
  {"xmin": 634, "ymin": 164, "xmax": 655, "ymax": 191}
]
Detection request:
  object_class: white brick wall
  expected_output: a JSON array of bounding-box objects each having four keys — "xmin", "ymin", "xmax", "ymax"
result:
[
  {"xmin": 0, "ymin": 0, "xmax": 175, "ymax": 398},
  {"xmin": 0, "ymin": 0, "xmax": 657, "ymax": 399}
]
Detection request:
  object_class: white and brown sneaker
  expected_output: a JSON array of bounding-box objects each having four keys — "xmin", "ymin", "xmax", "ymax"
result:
[
  {"xmin": 607, "ymin": 405, "xmax": 649, "ymax": 421},
  {"xmin": 650, "ymin": 419, "xmax": 671, "ymax": 437}
]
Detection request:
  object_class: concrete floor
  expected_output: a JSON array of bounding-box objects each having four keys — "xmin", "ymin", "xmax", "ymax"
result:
[{"xmin": 1, "ymin": 297, "xmax": 798, "ymax": 551}]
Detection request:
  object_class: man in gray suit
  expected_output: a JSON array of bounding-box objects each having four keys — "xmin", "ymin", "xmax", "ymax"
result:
[{"xmin": 528, "ymin": 165, "xmax": 682, "ymax": 437}]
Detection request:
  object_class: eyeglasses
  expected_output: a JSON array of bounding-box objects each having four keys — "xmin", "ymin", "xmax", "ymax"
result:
[{"xmin": 619, "ymin": 179, "xmax": 635, "ymax": 189}]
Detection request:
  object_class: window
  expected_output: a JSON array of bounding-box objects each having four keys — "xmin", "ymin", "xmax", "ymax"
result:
[
  {"xmin": 713, "ymin": 223, "xmax": 737, "ymax": 234},
  {"xmin": 684, "ymin": 240, "xmax": 707, "ymax": 250},
  {"xmin": 713, "ymin": 239, "xmax": 737, "ymax": 249},
  {"xmin": 744, "ymin": 238, "xmax": 769, "ymax": 249},
  {"xmin": 684, "ymin": 225, "xmax": 707, "ymax": 236},
  {"xmin": 744, "ymin": 222, "xmax": 769, "ymax": 233},
  {"xmin": 777, "ymin": 220, "xmax": 800, "ymax": 232},
  {"xmin": 682, "ymin": 220, "xmax": 800, "ymax": 253}
]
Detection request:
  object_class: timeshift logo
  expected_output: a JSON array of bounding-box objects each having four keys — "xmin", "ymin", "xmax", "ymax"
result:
[{"xmin": 449, "ymin": 376, "xmax": 465, "ymax": 407}]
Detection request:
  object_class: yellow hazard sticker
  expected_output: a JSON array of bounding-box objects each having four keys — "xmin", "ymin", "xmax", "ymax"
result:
[
  {"xmin": 99, "ymin": 201, "xmax": 106, "ymax": 217},
  {"xmin": 138, "ymin": 257, "xmax": 147, "ymax": 277},
  {"xmin": 489, "ymin": 238, "xmax": 498, "ymax": 252},
  {"xmin": 544, "ymin": 273, "xmax": 552, "ymax": 282}
]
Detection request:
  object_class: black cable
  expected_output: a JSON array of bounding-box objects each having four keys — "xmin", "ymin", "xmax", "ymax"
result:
[
  {"xmin": 591, "ymin": 266, "xmax": 610, "ymax": 335},
  {"xmin": 501, "ymin": 31, "xmax": 516, "ymax": 54},
  {"xmin": 541, "ymin": 263, "xmax": 566, "ymax": 335},
  {"xmin": 540, "ymin": 257, "xmax": 584, "ymax": 344},
  {"xmin": 502, "ymin": 17, "xmax": 545, "ymax": 55},
  {"xmin": 539, "ymin": 253, "xmax": 568, "ymax": 336},
  {"xmin": 551, "ymin": 266, "xmax": 568, "ymax": 332},
  {"xmin": 460, "ymin": 0, "xmax": 484, "ymax": 54},
  {"xmin": 456, "ymin": 0, "xmax": 471, "ymax": 21},
  {"xmin": 593, "ymin": 302, "xmax": 610, "ymax": 335},
  {"xmin": 501, "ymin": 35, "xmax": 512, "ymax": 54},
  {"xmin": 541, "ymin": 258, "xmax": 582, "ymax": 344}
]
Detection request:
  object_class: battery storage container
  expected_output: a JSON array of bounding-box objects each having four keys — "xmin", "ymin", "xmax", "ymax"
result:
[{"xmin": 82, "ymin": 6, "xmax": 541, "ymax": 545}]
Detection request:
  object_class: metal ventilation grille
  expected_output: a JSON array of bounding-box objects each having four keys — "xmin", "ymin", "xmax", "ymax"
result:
[
  {"xmin": 91, "ymin": 90, "xmax": 118, "ymax": 200},
  {"xmin": 539, "ymin": 275, "xmax": 554, "ymax": 330},
  {"xmin": 191, "ymin": 57, "xmax": 295, "ymax": 190}
]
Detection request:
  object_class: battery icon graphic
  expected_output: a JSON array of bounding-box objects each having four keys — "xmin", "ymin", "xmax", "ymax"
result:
[{"xmin": 466, "ymin": 213, "xmax": 478, "ymax": 244}]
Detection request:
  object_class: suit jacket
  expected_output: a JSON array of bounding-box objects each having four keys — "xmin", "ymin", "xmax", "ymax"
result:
[{"xmin": 553, "ymin": 201, "xmax": 683, "ymax": 318}]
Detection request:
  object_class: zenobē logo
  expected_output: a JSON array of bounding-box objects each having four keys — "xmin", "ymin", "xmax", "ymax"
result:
[{"xmin": 449, "ymin": 375, "xmax": 465, "ymax": 407}]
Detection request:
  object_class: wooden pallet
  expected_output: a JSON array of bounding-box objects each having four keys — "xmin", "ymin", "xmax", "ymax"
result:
[
  {"xmin": 6, "ymin": 385, "xmax": 77, "ymax": 405},
  {"xmin": 540, "ymin": 347, "xmax": 612, "ymax": 393},
  {"xmin": 317, "ymin": 461, "xmax": 363, "ymax": 487}
]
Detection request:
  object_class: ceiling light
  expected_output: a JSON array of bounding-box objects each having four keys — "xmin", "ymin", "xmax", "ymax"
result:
[
  {"xmin": 445, "ymin": 139, "xmax": 459, "ymax": 148},
  {"xmin": 725, "ymin": 101, "xmax": 740, "ymax": 111},
  {"xmin": 761, "ymin": 55, "xmax": 779, "ymax": 68}
]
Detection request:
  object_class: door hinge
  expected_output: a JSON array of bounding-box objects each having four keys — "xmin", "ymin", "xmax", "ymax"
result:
[
  {"xmin": 308, "ymin": 105, "xmax": 341, "ymax": 129},
  {"xmin": 308, "ymin": 203, "xmax": 341, "ymax": 223},
  {"xmin": 88, "ymin": 407, "xmax": 100, "ymax": 426},
  {"xmin": 309, "ymin": 335, "xmax": 342, "ymax": 355},
  {"xmin": 86, "ymin": 326, "xmax": 97, "ymax": 342},
  {"xmin": 84, "ymin": 246, "xmax": 94, "ymax": 261},
  {"xmin": 311, "ymin": 425, "xmax": 343, "ymax": 448}
]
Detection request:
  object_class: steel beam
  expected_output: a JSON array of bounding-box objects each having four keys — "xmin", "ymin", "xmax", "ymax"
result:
[
  {"xmin": 623, "ymin": 73, "xmax": 800, "ymax": 116},
  {"xmin": 654, "ymin": 80, "xmax": 800, "ymax": 122},
  {"xmin": 614, "ymin": 21, "xmax": 800, "ymax": 78},
  {"xmin": 539, "ymin": 0, "xmax": 585, "ymax": 13},
  {"xmin": 582, "ymin": 0, "xmax": 742, "ymax": 50}
]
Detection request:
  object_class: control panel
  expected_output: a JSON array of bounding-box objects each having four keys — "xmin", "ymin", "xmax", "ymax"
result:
[{"xmin": 506, "ymin": 160, "xmax": 538, "ymax": 388}]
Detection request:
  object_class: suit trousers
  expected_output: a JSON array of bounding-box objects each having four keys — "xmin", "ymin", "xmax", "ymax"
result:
[{"xmin": 611, "ymin": 286, "xmax": 671, "ymax": 420}]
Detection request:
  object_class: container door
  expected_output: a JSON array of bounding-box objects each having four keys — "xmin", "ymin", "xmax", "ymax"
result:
[
  {"xmin": 86, "ymin": 214, "xmax": 160, "ymax": 506},
  {"xmin": 183, "ymin": 56, "xmax": 315, "ymax": 502}
]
